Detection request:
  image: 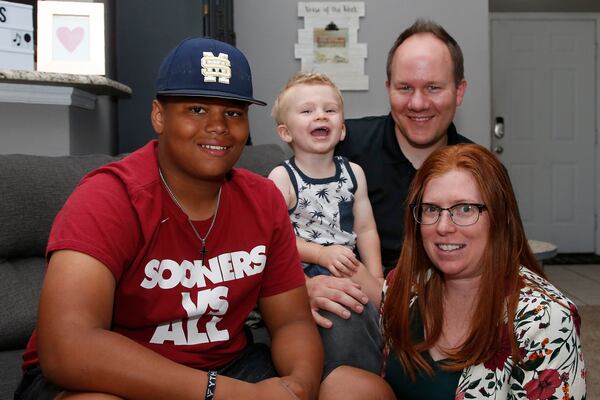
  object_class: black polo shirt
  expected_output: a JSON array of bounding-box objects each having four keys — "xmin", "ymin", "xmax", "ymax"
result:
[{"xmin": 336, "ymin": 114, "xmax": 472, "ymax": 273}]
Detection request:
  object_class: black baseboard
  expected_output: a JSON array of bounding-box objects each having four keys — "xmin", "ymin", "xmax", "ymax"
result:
[{"xmin": 544, "ymin": 253, "xmax": 600, "ymax": 265}]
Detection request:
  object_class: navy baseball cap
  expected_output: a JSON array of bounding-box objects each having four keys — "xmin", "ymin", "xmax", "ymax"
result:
[{"xmin": 156, "ymin": 37, "xmax": 266, "ymax": 106}]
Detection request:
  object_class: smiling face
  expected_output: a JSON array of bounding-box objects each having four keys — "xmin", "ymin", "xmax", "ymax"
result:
[
  {"xmin": 386, "ymin": 33, "xmax": 466, "ymax": 151},
  {"xmin": 276, "ymin": 83, "xmax": 345, "ymax": 156},
  {"xmin": 152, "ymin": 96, "xmax": 249, "ymax": 182},
  {"xmin": 420, "ymin": 169, "xmax": 489, "ymax": 280}
]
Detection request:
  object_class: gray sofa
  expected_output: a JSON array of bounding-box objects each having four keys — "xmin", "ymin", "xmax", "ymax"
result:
[{"xmin": 0, "ymin": 144, "xmax": 287, "ymax": 399}]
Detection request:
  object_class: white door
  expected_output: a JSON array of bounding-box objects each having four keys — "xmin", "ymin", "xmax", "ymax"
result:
[{"xmin": 491, "ymin": 17, "xmax": 596, "ymax": 252}]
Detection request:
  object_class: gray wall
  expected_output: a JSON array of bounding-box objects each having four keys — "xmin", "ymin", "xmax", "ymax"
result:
[
  {"xmin": 490, "ymin": 0, "xmax": 600, "ymax": 12},
  {"xmin": 0, "ymin": 103, "xmax": 69, "ymax": 155},
  {"xmin": 235, "ymin": 0, "xmax": 491, "ymax": 148},
  {"xmin": 116, "ymin": 0, "xmax": 204, "ymax": 153}
]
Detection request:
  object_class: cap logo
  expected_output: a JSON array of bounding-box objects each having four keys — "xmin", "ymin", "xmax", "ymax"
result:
[{"xmin": 201, "ymin": 52, "xmax": 231, "ymax": 84}]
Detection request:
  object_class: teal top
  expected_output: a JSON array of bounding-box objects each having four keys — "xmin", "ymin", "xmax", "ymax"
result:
[{"xmin": 384, "ymin": 308, "xmax": 461, "ymax": 399}]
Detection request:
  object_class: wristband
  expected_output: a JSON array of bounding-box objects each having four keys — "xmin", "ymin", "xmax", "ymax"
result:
[{"xmin": 205, "ymin": 370, "xmax": 217, "ymax": 400}]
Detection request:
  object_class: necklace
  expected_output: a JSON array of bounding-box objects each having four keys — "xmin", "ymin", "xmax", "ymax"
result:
[{"xmin": 158, "ymin": 169, "xmax": 222, "ymax": 265}]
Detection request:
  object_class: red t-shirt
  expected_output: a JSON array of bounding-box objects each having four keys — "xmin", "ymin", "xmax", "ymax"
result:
[{"xmin": 23, "ymin": 140, "xmax": 304, "ymax": 370}]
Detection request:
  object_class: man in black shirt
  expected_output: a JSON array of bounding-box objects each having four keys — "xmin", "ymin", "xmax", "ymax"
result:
[
  {"xmin": 338, "ymin": 19, "xmax": 471, "ymax": 275},
  {"xmin": 339, "ymin": 119, "xmax": 470, "ymax": 274},
  {"xmin": 305, "ymin": 20, "xmax": 472, "ymax": 366}
]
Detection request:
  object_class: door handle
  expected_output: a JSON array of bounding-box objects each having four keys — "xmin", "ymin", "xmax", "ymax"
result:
[{"xmin": 494, "ymin": 117, "xmax": 505, "ymax": 139}]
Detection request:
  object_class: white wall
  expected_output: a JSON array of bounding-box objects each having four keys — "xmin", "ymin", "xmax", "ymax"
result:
[
  {"xmin": 235, "ymin": 0, "xmax": 491, "ymax": 148},
  {"xmin": 0, "ymin": 84, "xmax": 114, "ymax": 156},
  {"xmin": 0, "ymin": 103, "xmax": 70, "ymax": 156}
]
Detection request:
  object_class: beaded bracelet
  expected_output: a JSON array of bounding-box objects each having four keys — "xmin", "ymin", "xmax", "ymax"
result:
[{"xmin": 205, "ymin": 370, "xmax": 217, "ymax": 400}]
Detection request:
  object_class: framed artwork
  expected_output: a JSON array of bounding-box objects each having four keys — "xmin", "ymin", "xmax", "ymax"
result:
[
  {"xmin": 36, "ymin": 1, "xmax": 105, "ymax": 75},
  {"xmin": 295, "ymin": 2, "xmax": 367, "ymax": 90}
]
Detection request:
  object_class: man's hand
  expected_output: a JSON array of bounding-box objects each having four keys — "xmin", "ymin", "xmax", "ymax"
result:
[
  {"xmin": 317, "ymin": 245, "xmax": 359, "ymax": 277},
  {"xmin": 305, "ymin": 275, "xmax": 369, "ymax": 328}
]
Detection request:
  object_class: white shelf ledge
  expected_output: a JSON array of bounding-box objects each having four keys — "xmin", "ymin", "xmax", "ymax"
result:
[
  {"xmin": 0, "ymin": 69, "xmax": 132, "ymax": 97},
  {"xmin": 0, "ymin": 83, "xmax": 97, "ymax": 109}
]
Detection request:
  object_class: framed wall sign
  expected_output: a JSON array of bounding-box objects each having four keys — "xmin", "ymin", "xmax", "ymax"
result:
[
  {"xmin": 37, "ymin": 1, "xmax": 105, "ymax": 75},
  {"xmin": 295, "ymin": 2, "xmax": 367, "ymax": 90}
]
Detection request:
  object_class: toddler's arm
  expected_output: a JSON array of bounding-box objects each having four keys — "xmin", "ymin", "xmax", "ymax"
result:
[
  {"xmin": 268, "ymin": 166, "xmax": 295, "ymax": 209},
  {"xmin": 349, "ymin": 163, "xmax": 384, "ymax": 303}
]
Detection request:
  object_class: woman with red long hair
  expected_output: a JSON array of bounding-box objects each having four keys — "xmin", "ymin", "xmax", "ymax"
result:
[{"xmin": 381, "ymin": 143, "xmax": 585, "ymax": 399}]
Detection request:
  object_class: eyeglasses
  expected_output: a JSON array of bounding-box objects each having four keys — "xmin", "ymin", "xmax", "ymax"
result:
[{"xmin": 410, "ymin": 203, "xmax": 487, "ymax": 226}]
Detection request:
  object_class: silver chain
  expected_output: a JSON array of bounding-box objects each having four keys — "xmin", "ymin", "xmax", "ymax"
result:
[{"xmin": 158, "ymin": 169, "xmax": 221, "ymax": 259}]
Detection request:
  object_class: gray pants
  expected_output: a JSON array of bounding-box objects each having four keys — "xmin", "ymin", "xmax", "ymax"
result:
[
  {"xmin": 252, "ymin": 301, "xmax": 383, "ymax": 379},
  {"xmin": 318, "ymin": 301, "xmax": 383, "ymax": 378}
]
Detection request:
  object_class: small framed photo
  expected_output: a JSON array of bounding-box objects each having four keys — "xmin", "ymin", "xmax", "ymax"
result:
[{"xmin": 37, "ymin": 1, "xmax": 105, "ymax": 75}]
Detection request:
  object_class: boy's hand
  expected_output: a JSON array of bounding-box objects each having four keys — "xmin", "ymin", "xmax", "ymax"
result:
[
  {"xmin": 254, "ymin": 377, "xmax": 303, "ymax": 399},
  {"xmin": 317, "ymin": 245, "xmax": 359, "ymax": 277}
]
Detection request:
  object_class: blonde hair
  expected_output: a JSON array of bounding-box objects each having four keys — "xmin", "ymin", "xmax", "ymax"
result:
[{"xmin": 271, "ymin": 71, "xmax": 344, "ymax": 125}]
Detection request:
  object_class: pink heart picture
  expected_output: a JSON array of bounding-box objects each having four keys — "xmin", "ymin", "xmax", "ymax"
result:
[{"xmin": 56, "ymin": 26, "xmax": 84, "ymax": 53}]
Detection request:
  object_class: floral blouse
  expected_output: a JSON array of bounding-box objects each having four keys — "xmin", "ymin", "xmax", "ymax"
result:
[{"xmin": 381, "ymin": 266, "xmax": 586, "ymax": 400}]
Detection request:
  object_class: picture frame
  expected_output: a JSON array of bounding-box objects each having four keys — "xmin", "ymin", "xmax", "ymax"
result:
[
  {"xmin": 295, "ymin": 2, "xmax": 368, "ymax": 91},
  {"xmin": 36, "ymin": 1, "xmax": 105, "ymax": 75}
]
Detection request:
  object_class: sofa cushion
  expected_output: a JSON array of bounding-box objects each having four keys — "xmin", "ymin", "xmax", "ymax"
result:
[
  {"xmin": 0, "ymin": 349, "xmax": 24, "ymax": 398},
  {"xmin": 0, "ymin": 154, "xmax": 120, "ymax": 259},
  {"xmin": 235, "ymin": 143, "xmax": 289, "ymax": 177},
  {"xmin": 0, "ymin": 257, "xmax": 45, "ymax": 350}
]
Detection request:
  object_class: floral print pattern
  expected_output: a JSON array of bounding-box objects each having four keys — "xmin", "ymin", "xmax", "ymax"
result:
[
  {"xmin": 457, "ymin": 267, "xmax": 585, "ymax": 399},
  {"xmin": 383, "ymin": 266, "xmax": 586, "ymax": 399},
  {"xmin": 523, "ymin": 369, "xmax": 561, "ymax": 399}
]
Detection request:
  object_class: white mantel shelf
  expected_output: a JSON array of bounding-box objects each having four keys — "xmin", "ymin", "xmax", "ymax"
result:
[{"xmin": 0, "ymin": 69, "xmax": 131, "ymax": 97}]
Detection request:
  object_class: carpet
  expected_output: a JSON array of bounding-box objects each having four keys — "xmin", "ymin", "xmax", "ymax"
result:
[
  {"xmin": 544, "ymin": 253, "xmax": 600, "ymax": 265},
  {"xmin": 579, "ymin": 305, "xmax": 599, "ymax": 398}
]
